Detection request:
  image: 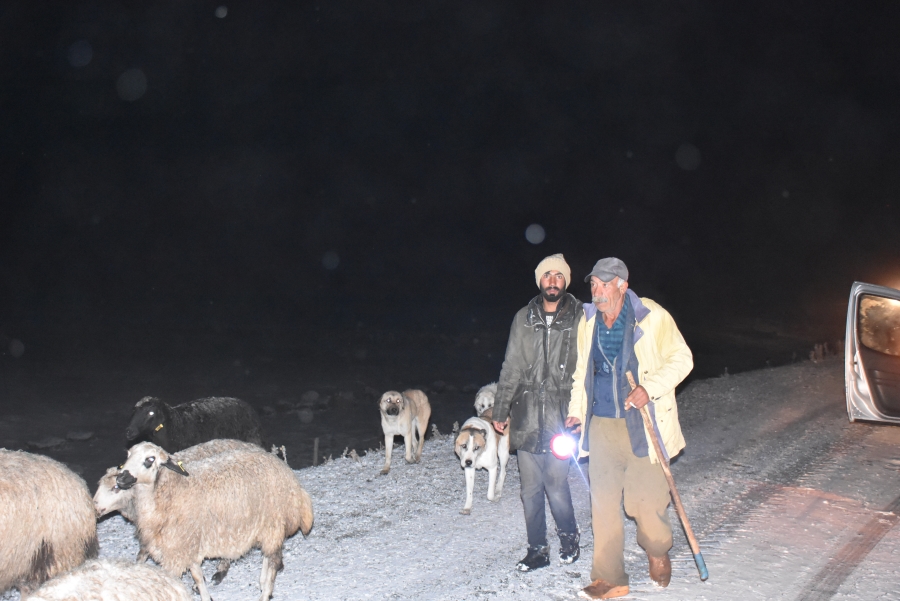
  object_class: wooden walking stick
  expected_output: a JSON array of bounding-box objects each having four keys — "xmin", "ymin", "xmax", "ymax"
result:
[{"xmin": 626, "ymin": 371, "xmax": 709, "ymax": 581}]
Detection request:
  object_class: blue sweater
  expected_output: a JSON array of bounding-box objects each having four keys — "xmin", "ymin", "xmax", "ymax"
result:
[{"xmin": 592, "ymin": 295, "xmax": 630, "ymax": 418}]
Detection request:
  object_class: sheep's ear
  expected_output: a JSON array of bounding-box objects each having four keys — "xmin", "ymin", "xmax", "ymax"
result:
[{"xmin": 161, "ymin": 458, "xmax": 189, "ymax": 476}]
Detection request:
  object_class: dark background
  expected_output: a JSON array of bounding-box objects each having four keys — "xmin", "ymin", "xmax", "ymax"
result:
[{"xmin": 1, "ymin": 1, "xmax": 898, "ymax": 474}]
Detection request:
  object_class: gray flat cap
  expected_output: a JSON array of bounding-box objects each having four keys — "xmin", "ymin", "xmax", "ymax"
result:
[{"xmin": 584, "ymin": 257, "xmax": 629, "ymax": 283}]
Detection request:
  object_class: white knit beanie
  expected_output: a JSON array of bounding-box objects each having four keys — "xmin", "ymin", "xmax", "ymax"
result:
[{"xmin": 534, "ymin": 253, "xmax": 571, "ymax": 289}]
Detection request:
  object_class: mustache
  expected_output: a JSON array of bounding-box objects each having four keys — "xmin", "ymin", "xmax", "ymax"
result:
[{"xmin": 592, "ymin": 296, "xmax": 609, "ymax": 303}]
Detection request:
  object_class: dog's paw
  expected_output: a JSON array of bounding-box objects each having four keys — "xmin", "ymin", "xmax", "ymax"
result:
[
  {"xmin": 380, "ymin": 467, "xmax": 390, "ymax": 475},
  {"xmin": 460, "ymin": 508, "xmax": 472, "ymax": 515}
]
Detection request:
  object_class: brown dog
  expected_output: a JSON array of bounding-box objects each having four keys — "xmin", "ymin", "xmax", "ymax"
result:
[{"xmin": 378, "ymin": 389, "xmax": 431, "ymax": 475}]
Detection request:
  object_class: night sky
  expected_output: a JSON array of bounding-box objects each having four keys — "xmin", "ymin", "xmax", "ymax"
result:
[{"xmin": 2, "ymin": 1, "xmax": 899, "ymax": 367}]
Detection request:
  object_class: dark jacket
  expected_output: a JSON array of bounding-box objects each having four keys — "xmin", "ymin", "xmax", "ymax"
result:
[{"xmin": 492, "ymin": 293, "xmax": 582, "ymax": 453}]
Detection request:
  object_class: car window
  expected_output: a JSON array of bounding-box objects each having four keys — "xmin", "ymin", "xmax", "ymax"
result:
[
  {"xmin": 847, "ymin": 282, "xmax": 900, "ymax": 424},
  {"xmin": 858, "ymin": 294, "xmax": 900, "ymax": 357}
]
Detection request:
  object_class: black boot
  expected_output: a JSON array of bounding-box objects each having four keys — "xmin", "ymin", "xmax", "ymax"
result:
[
  {"xmin": 516, "ymin": 544, "xmax": 550, "ymax": 572},
  {"xmin": 558, "ymin": 530, "xmax": 580, "ymax": 564}
]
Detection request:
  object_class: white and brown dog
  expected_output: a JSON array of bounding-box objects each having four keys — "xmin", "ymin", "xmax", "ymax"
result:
[
  {"xmin": 454, "ymin": 415, "xmax": 510, "ymax": 515},
  {"xmin": 378, "ymin": 389, "xmax": 431, "ymax": 475}
]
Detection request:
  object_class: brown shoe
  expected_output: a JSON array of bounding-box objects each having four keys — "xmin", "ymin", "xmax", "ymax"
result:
[
  {"xmin": 648, "ymin": 552, "xmax": 671, "ymax": 587},
  {"xmin": 579, "ymin": 578, "xmax": 629, "ymax": 599}
]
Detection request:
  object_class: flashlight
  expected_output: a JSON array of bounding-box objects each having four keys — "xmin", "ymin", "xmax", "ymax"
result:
[{"xmin": 550, "ymin": 427, "xmax": 578, "ymax": 460}]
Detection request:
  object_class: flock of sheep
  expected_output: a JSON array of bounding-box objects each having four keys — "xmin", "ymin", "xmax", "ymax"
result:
[{"xmin": 0, "ymin": 396, "xmax": 312, "ymax": 601}]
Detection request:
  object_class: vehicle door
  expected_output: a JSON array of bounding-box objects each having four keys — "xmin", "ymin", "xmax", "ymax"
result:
[{"xmin": 845, "ymin": 281, "xmax": 900, "ymax": 423}]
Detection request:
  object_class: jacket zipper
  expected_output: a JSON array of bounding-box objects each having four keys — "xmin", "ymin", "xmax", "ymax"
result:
[
  {"xmin": 612, "ymin": 356, "xmax": 620, "ymax": 418},
  {"xmin": 540, "ymin": 317, "xmax": 549, "ymax": 451},
  {"xmin": 535, "ymin": 298, "xmax": 573, "ymax": 451}
]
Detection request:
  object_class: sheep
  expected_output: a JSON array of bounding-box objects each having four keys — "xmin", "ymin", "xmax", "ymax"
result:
[
  {"xmin": 124, "ymin": 395, "xmax": 265, "ymax": 452},
  {"xmin": 0, "ymin": 450, "xmax": 99, "ymax": 596},
  {"xmin": 93, "ymin": 438, "xmax": 269, "ymax": 585},
  {"xmin": 95, "ymin": 466, "xmax": 138, "ymax": 522},
  {"xmin": 116, "ymin": 441, "xmax": 314, "ymax": 601},
  {"xmin": 23, "ymin": 558, "xmax": 191, "ymax": 601}
]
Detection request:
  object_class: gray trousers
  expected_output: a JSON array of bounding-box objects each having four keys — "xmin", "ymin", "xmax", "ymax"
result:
[
  {"xmin": 588, "ymin": 417, "xmax": 672, "ymax": 585},
  {"xmin": 517, "ymin": 449, "xmax": 578, "ymax": 548}
]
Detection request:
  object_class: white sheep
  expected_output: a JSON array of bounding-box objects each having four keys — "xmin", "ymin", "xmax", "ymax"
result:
[
  {"xmin": 23, "ymin": 558, "xmax": 191, "ymax": 601},
  {"xmin": 94, "ymin": 466, "xmax": 139, "ymax": 522},
  {"xmin": 93, "ymin": 439, "xmax": 266, "ymax": 584},
  {"xmin": 0, "ymin": 450, "xmax": 98, "ymax": 596},
  {"xmin": 95, "ymin": 438, "xmax": 269, "ymax": 519},
  {"xmin": 116, "ymin": 441, "xmax": 314, "ymax": 601}
]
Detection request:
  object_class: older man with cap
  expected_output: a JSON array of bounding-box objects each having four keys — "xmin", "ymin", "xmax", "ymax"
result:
[
  {"xmin": 565, "ymin": 257, "xmax": 693, "ymax": 599},
  {"xmin": 491, "ymin": 253, "xmax": 582, "ymax": 572}
]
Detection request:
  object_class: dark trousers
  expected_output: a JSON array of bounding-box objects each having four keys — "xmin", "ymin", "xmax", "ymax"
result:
[{"xmin": 517, "ymin": 449, "xmax": 578, "ymax": 547}]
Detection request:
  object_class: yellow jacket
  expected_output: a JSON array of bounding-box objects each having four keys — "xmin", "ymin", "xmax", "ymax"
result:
[{"xmin": 568, "ymin": 291, "xmax": 693, "ymax": 463}]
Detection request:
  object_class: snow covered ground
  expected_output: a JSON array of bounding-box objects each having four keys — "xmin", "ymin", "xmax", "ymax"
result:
[{"xmin": 5, "ymin": 357, "xmax": 900, "ymax": 601}]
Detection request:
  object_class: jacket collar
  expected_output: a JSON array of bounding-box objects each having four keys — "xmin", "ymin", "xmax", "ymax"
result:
[
  {"xmin": 583, "ymin": 289, "xmax": 649, "ymax": 323},
  {"xmin": 525, "ymin": 292, "xmax": 578, "ymax": 328}
]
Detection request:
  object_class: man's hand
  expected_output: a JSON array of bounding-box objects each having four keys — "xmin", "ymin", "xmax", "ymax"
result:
[
  {"xmin": 564, "ymin": 416, "xmax": 582, "ymax": 434},
  {"xmin": 492, "ymin": 419, "xmax": 509, "ymax": 434},
  {"xmin": 624, "ymin": 385, "xmax": 650, "ymax": 410}
]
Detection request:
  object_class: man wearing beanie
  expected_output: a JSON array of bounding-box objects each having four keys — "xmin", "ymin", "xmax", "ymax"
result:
[
  {"xmin": 491, "ymin": 253, "xmax": 582, "ymax": 572},
  {"xmin": 565, "ymin": 258, "xmax": 693, "ymax": 599}
]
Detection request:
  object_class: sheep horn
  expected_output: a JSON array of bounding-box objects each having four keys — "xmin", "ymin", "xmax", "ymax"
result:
[{"xmin": 162, "ymin": 458, "xmax": 189, "ymax": 476}]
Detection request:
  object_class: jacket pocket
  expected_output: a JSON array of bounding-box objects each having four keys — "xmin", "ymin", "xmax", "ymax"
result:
[{"xmin": 509, "ymin": 387, "xmax": 530, "ymax": 432}]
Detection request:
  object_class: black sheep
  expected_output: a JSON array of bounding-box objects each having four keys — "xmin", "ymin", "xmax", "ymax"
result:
[{"xmin": 124, "ymin": 396, "xmax": 265, "ymax": 453}]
